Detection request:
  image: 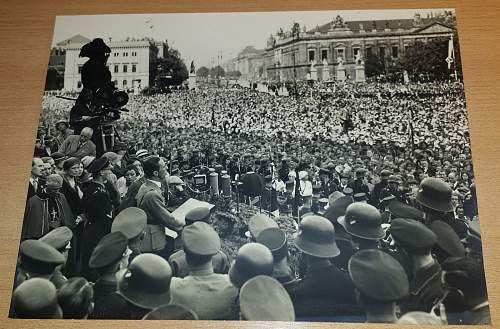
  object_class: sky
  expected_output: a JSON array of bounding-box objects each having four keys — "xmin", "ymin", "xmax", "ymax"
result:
[{"xmin": 53, "ymin": 9, "xmax": 454, "ymax": 68}]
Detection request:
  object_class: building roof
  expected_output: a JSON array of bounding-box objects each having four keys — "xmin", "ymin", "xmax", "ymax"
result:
[
  {"xmin": 309, "ymin": 17, "xmax": 451, "ymax": 33},
  {"xmin": 239, "ymin": 46, "xmax": 265, "ymax": 56},
  {"xmin": 56, "ymin": 34, "xmax": 91, "ymax": 46}
]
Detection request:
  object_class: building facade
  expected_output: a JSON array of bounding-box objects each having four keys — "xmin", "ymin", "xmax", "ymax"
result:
[
  {"xmin": 63, "ymin": 37, "xmax": 162, "ymax": 92},
  {"xmin": 264, "ymin": 13, "xmax": 455, "ymax": 81}
]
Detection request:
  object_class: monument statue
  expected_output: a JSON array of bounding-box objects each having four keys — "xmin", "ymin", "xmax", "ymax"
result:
[
  {"xmin": 310, "ymin": 59, "xmax": 316, "ymax": 71},
  {"xmin": 337, "ymin": 56, "xmax": 344, "ymax": 68},
  {"xmin": 355, "ymin": 51, "xmax": 364, "ymax": 65},
  {"xmin": 190, "ymin": 61, "xmax": 195, "ymax": 74},
  {"xmin": 332, "ymin": 15, "xmax": 346, "ymax": 28},
  {"xmin": 323, "ymin": 58, "xmax": 328, "ymax": 67}
]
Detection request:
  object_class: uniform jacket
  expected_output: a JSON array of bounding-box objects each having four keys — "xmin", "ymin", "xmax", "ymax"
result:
[
  {"xmin": 58, "ymin": 135, "xmax": 96, "ymax": 159},
  {"xmin": 90, "ymin": 278, "xmax": 129, "ymax": 319},
  {"xmin": 402, "ymin": 260, "xmax": 444, "ymax": 313},
  {"xmin": 117, "ymin": 176, "xmax": 146, "ymax": 213},
  {"xmin": 170, "ymin": 265, "xmax": 239, "ymax": 320}
]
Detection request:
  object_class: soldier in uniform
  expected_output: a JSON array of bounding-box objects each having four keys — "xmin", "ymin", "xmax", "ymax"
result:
[
  {"xmin": 239, "ymin": 275, "xmax": 295, "ymax": 321},
  {"xmin": 169, "ymin": 207, "xmax": 230, "ymax": 277},
  {"xmin": 290, "ymin": 215, "xmax": 358, "ymax": 321},
  {"xmin": 142, "ymin": 303, "xmax": 198, "ymax": 320},
  {"xmin": 11, "ymin": 278, "xmax": 63, "ymax": 319},
  {"xmin": 88, "ymin": 231, "xmax": 129, "ymax": 319},
  {"xmin": 111, "ymin": 207, "xmax": 147, "ymax": 263},
  {"xmin": 348, "ymin": 249, "xmax": 410, "ymax": 323},
  {"xmin": 370, "ymin": 169, "xmax": 391, "ymax": 207},
  {"xmin": 117, "ymin": 253, "xmax": 173, "ymax": 319},
  {"xmin": 348, "ymin": 168, "xmax": 370, "ymax": 198},
  {"xmin": 170, "ymin": 222, "xmax": 239, "ymax": 320},
  {"xmin": 390, "ymin": 218, "xmax": 444, "ymax": 313},
  {"xmin": 39, "ymin": 226, "xmax": 73, "ymax": 288},
  {"xmin": 429, "ymin": 220, "xmax": 466, "ymax": 264},
  {"xmin": 338, "ymin": 203, "xmax": 385, "ymax": 251},
  {"xmin": 80, "ymin": 156, "xmax": 115, "ymax": 281},
  {"xmin": 14, "ymin": 240, "xmax": 65, "ymax": 290},
  {"xmin": 229, "ymin": 243, "xmax": 274, "ymax": 290},
  {"xmin": 57, "ymin": 277, "xmax": 94, "ymax": 319}
]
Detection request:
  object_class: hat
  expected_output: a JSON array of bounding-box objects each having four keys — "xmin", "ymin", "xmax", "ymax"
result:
[
  {"xmin": 184, "ymin": 206, "xmax": 211, "ymax": 224},
  {"xmin": 379, "ymin": 189, "xmax": 396, "ymax": 203},
  {"xmin": 247, "ymin": 214, "xmax": 278, "ymax": 239},
  {"xmin": 117, "ymin": 253, "xmax": 172, "ymax": 309},
  {"xmin": 390, "ymin": 218, "xmax": 437, "ymax": 254},
  {"xmin": 416, "ymin": 178, "xmax": 453, "ymax": 212},
  {"xmin": 229, "ymin": 243, "xmax": 274, "ymax": 288},
  {"xmin": 142, "ymin": 304, "xmax": 198, "ymax": 320},
  {"xmin": 89, "ymin": 232, "xmax": 128, "ymax": 269},
  {"xmin": 328, "ymin": 191, "xmax": 345, "ymax": 205},
  {"xmin": 397, "ymin": 311, "xmax": 442, "ymax": 325},
  {"xmin": 387, "ymin": 175, "xmax": 399, "ymax": 184},
  {"xmin": 355, "ymin": 168, "xmax": 367, "ymax": 177},
  {"xmin": 294, "ymin": 215, "xmax": 340, "ymax": 258},
  {"xmin": 102, "ymin": 152, "xmax": 118, "ymax": 162},
  {"xmin": 353, "ymin": 193, "xmax": 367, "ymax": 202},
  {"xmin": 112, "ymin": 207, "xmax": 147, "ymax": 240},
  {"xmin": 81, "ymin": 155, "xmax": 95, "ymax": 169},
  {"xmin": 429, "ymin": 221, "xmax": 466, "ymax": 258},
  {"xmin": 342, "ymin": 187, "xmax": 354, "ymax": 196},
  {"xmin": 388, "ymin": 200, "xmax": 424, "ymax": 221},
  {"xmin": 168, "ymin": 175, "xmax": 185, "ymax": 185},
  {"xmin": 338, "ymin": 203, "xmax": 385, "ymax": 240},
  {"xmin": 323, "ymin": 195, "xmax": 354, "ymax": 223},
  {"xmin": 63, "ymin": 157, "xmax": 81, "ymax": 171},
  {"xmin": 87, "ymin": 157, "xmax": 110, "ymax": 174},
  {"xmin": 239, "ymin": 275, "xmax": 295, "ymax": 321},
  {"xmin": 348, "ymin": 249, "xmax": 409, "ymax": 302},
  {"xmin": 50, "ymin": 152, "xmax": 67, "ymax": 164},
  {"xmin": 182, "ymin": 222, "xmax": 221, "ymax": 256},
  {"xmin": 55, "ymin": 120, "xmax": 68, "ymax": 128},
  {"xmin": 45, "ymin": 174, "xmax": 63, "ymax": 189},
  {"xmin": 39, "ymin": 226, "xmax": 73, "ymax": 251},
  {"xmin": 380, "ymin": 169, "xmax": 392, "ymax": 177},
  {"xmin": 79, "ymin": 38, "xmax": 111, "ymax": 58},
  {"xmin": 12, "ymin": 278, "xmax": 63, "ymax": 319},
  {"xmin": 135, "ymin": 149, "xmax": 150, "ymax": 159},
  {"xmin": 256, "ymin": 227, "xmax": 288, "ymax": 261},
  {"xmin": 20, "ymin": 240, "xmax": 65, "ymax": 274}
]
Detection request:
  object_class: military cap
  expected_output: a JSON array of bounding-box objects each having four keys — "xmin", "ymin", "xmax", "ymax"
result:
[
  {"xmin": 324, "ymin": 195, "xmax": 353, "ymax": 223},
  {"xmin": 185, "ymin": 206, "xmax": 211, "ymax": 224},
  {"xmin": 388, "ymin": 200, "xmax": 424, "ymax": 220},
  {"xmin": 379, "ymin": 189, "xmax": 396, "ymax": 203},
  {"xmin": 102, "ymin": 152, "xmax": 119, "ymax": 162},
  {"xmin": 294, "ymin": 215, "xmax": 340, "ymax": 258},
  {"xmin": 135, "ymin": 149, "xmax": 149, "ymax": 159},
  {"xmin": 55, "ymin": 119, "xmax": 69, "ymax": 129},
  {"xmin": 87, "ymin": 157, "xmax": 111, "ymax": 174},
  {"xmin": 39, "ymin": 226, "xmax": 73, "ymax": 251},
  {"xmin": 387, "ymin": 175, "xmax": 399, "ymax": 184},
  {"xmin": 81, "ymin": 155, "xmax": 95, "ymax": 169},
  {"xmin": 355, "ymin": 168, "xmax": 367, "ymax": 177},
  {"xmin": 256, "ymin": 227, "xmax": 288, "ymax": 261},
  {"xmin": 416, "ymin": 177, "xmax": 453, "ymax": 212},
  {"xmin": 239, "ymin": 275, "xmax": 295, "ymax": 321},
  {"xmin": 142, "ymin": 303, "xmax": 198, "ymax": 320},
  {"xmin": 429, "ymin": 221, "xmax": 466, "ymax": 258},
  {"xmin": 342, "ymin": 187, "xmax": 354, "ymax": 196},
  {"xmin": 353, "ymin": 192, "xmax": 367, "ymax": 202},
  {"xmin": 168, "ymin": 175, "xmax": 185, "ymax": 185},
  {"xmin": 348, "ymin": 249, "xmax": 409, "ymax": 302},
  {"xmin": 20, "ymin": 240, "xmax": 65, "ymax": 274},
  {"xmin": 89, "ymin": 232, "xmax": 128, "ymax": 269},
  {"xmin": 112, "ymin": 207, "xmax": 147, "ymax": 240},
  {"xmin": 380, "ymin": 169, "xmax": 392, "ymax": 177},
  {"xmin": 247, "ymin": 214, "xmax": 278, "ymax": 239},
  {"xmin": 229, "ymin": 243, "xmax": 274, "ymax": 288},
  {"xmin": 79, "ymin": 38, "xmax": 111, "ymax": 57},
  {"xmin": 62, "ymin": 157, "xmax": 81, "ymax": 171},
  {"xmin": 182, "ymin": 222, "xmax": 221, "ymax": 256},
  {"xmin": 338, "ymin": 203, "xmax": 385, "ymax": 240},
  {"xmin": 12, "ymin": 278, "xmax": 63, "ymax": 319},
  {"xmin": 50, "ymin": 152, "xmax": 67, "ymax": 164},
  {"xmin": 328, "ymin": 191, "xmax": 345, "ymax": 205},
  {"xmin": 118, "ymin": 253, "xmax": 173, "ymax": 309},
  {"xmin": 397, "ymin": 311, "xmax": 442, "ymax": 325},
  {"xmin": 340, "ymin": 172, "xmax": 351, "ymax": 179},
  {"xmin": 45, "ymin": 174, "xmax": 63, "ymax": 189},
  {"xmin": 391, "ymin": 218, "xmax": 437, "ymax": 254}
]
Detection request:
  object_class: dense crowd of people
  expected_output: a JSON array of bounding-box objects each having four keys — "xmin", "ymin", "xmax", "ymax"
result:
[{"xmin": 13, "ymin": 74, "xmax": 488, "ymax": 324}]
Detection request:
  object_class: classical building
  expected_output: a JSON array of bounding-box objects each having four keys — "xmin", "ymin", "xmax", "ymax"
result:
[
  {"xmin": 224, "ymin": 46, "xmax": 266, "ymax": 80},
  {"xmin": 63, "ymin": 36, "xmax": 165, "ymax": 92},
  {"xmin": 264, "ymin": 13, "xmax": 456, "ymax": 81}
]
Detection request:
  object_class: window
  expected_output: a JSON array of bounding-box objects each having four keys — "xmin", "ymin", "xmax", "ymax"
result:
[
  {"xmin": 123, "ymin": 52, "xmax": 128, "ymax": 57},
  {"xmin": 308, "ymin": 50, "xmax": 315, "ymax": 62},
  {"xmin": 379, "ymin": 46, "xmax": 386, "ymax": 58},
  {"xmin": 366, "ymin": 47, "xmax": 372, "ymax": 57},
  {"xmin": 123, "ymin": 65, "xmax": 128, "ymax": 73},
  {"xmin": 321, "ymin": 49, "xmax": 328, "ymax": 61},
  {"xmin": 78, "ymin": 65, "xmax": 82, "ymax": 74},
  {"xmin": 114, "ymin": 52, "xmax": 119, "ymax": 57},
  {"xmin": 392, "ymin": 46, "xmax": 399, "ymax": 58},
  {"xmin": 132, "ymin": 64, "xmax": 136, "ymax": 73},
  {"xmin": 132, "ymin": 51, "xmax": 137, "ymax": 56},
  {"xmin": 353, "ymin": 47, "xmax": 360, "ymax": 59},
  {"xmin": 77, "ymin": 81, "xmax": 82, "ymax": 88},
  {"xmin": 404, "ymin": 44, "xmax": 411, "ymax": 53},
  {"xmin": 123, "ymin": 80, "xmax": 127, "ymax": 87},
  {"xmin": 114, "ymin": 65, "xmax": 119, "ymax": 73},
  {"xmin": 336, "ymin": 48, "xmax": 344, "ymax": 61},
  {"xmin": 113, "ymin": 80, "xmax": 118, "ymax": 87}
]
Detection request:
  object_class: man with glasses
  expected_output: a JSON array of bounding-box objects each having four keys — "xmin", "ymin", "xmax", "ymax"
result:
[{"xmin": 58, "ymin": 127, "xmax": 96, "ymax": 160}]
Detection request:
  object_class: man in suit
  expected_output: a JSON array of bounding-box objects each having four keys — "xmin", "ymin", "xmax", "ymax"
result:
[
  {"xmin": 136, "ymin": 156, "xmax": 184, "ymax": 258},
  {"xmin": 169, "ymin": 222, "xmax": 239, "ymax": 320},
  {"xmin": 58, "ymin": 127, "xmax": 96, "ymax": 160},
  {"xmin": 289, "ymin": 215, "xmax": 359, "ymax": 321},
  {"xmin": 27, "ymin": 157, "xmax": 45, "ymax": 200}
]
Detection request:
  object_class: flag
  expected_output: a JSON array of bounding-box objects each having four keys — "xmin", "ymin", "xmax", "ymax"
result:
[{"xmin": 446, "ymin": 36, "xmax": 455, "ymax": 69}]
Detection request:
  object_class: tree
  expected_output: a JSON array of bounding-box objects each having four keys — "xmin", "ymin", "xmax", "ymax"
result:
[
  {"xmin": 154, "ymin": 47, "xmax": 188, "ymax": 86},
  {"xmin": 210, "ymin": 65, "xmax": 225, "ymax": 78},
  {"xmin": 196, "ymin": 66, "xmax": 209, "ymax": 78},
  {"xmin": 365, "ymin": 53, "xmax": 385, "ymax": 77}
]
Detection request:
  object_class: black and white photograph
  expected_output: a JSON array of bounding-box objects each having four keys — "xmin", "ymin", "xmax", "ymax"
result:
[{"xmin": 9, "ymin": 9, "xmax": 490, "ymax": 324}]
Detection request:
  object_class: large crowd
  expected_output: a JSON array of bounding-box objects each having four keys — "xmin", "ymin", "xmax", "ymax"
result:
[{"xmin": 12, "ymin": 78, "xmax": 488, "ymax": 324}]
